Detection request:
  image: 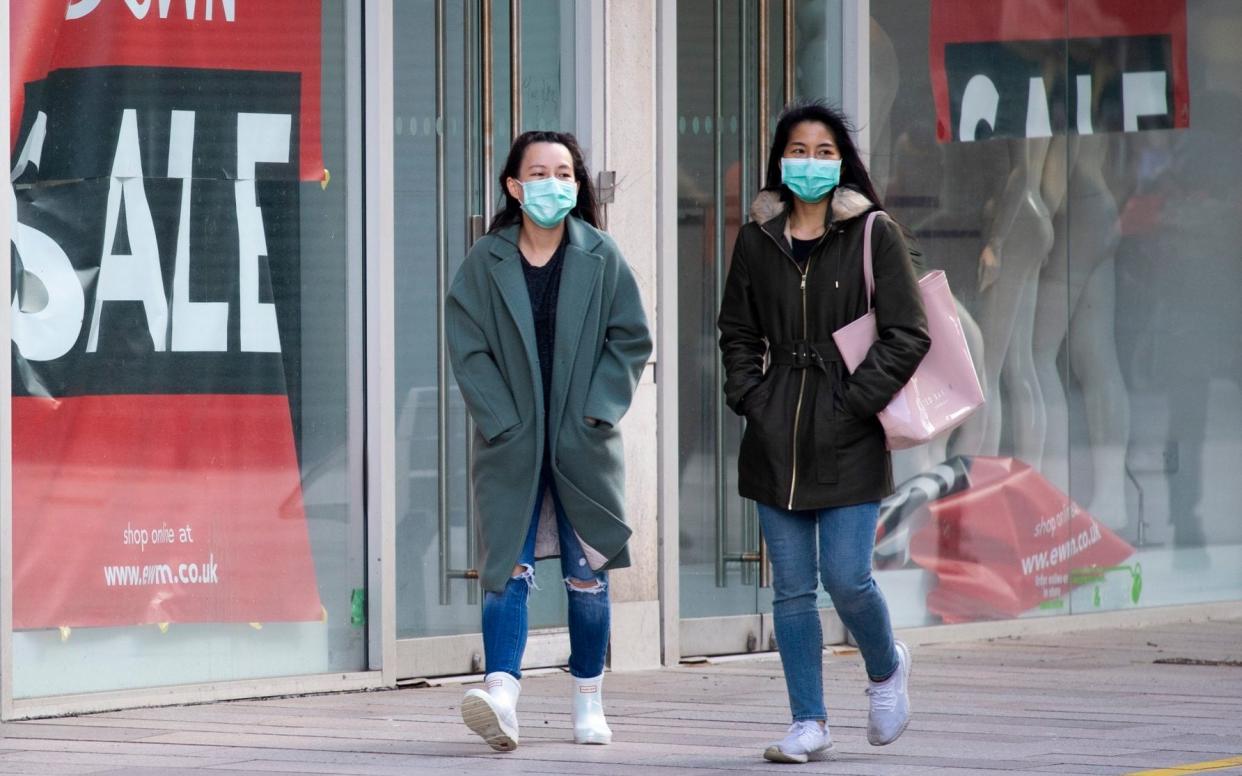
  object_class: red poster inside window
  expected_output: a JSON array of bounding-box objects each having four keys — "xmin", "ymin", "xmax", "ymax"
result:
[
  {"xmin": 929, "ymin": 0, "xmax": 1189, "ymax": 142},
  {"xmin": 10, "ymin": 1, "xmax": 325, "ymax": 630},
  {"xmin": 10, "ymin": 0, "xmax": 323, "ymax": 179}
]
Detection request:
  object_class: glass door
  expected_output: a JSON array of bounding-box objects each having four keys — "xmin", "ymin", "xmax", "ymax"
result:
[
  {"xmin": 392, "ymin": 0, "xmax": 578, "ymax": 679},
  {"xmin": 676, "ymin": 0, "xmax": 845, "ymax": 657}
]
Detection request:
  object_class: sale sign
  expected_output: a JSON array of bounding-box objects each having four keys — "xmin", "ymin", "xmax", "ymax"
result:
[
  {"xmin": 10, "ymin": 0, "xmax": 323, "ymax": 179},
  {"xmin": 930, "ymin": 0, "xmax": 1190, "ymax": 142},
  {"xmin": 10, "ymin": 0, "xmax": 325, "ymax": 629}
]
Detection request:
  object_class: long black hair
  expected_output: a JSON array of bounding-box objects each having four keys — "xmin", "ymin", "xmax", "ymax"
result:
[
  {"xmin": 488, "ymin": 130, "xmax": 601, "ymax": 232},
  {"xmin": 763, "ymin": 100, "xmax": 885, "ymax": 211}
]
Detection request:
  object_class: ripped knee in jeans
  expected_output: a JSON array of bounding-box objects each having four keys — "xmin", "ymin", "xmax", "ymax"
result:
[
  {"xmin": 511, "ymin": 563, "xmax": 540, "ymax": 590},
  {"xmin": 564, "ymin": 576, "xmax": 607, "ymax": 595}
]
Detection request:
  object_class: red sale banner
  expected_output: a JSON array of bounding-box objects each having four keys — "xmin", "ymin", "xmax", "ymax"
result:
[
  {"xmin": 930, "ymin": 0, "xmax": 1189, "ymax": 142},
  {"xmin": 11, "ymin": 0, "xmax": 323, "ymax": 180},
  {"xmin": 10, "ymin": 1, "xmax": 325, "ymax": 629},
  {"xmin": 13, "ymin": 396, "xmax": 323, "ymax": 628}
]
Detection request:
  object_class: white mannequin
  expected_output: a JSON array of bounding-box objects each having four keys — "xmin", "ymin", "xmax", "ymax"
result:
[
  {"xmin": 868, "ymin": 18, "xmax": 900, "ymax": 199},
  {"xmin": 883, "ymin": 136, "xmax": 989, "ymax": 481},
  {"xmin": 869, "ymin": 17, "xmax": 989, "ymax": 483},
  {"xmin": 952, "ymin": 137, "xmax": 1054, "ymax": 462},
  {"xmin": 1032, "ymin": 133, "xmax": 1131, "ymax": 529}
]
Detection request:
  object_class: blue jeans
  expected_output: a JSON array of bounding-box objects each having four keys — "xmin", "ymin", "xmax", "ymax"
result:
[
  {"xmin": 757, "ymin": 500, "xmax": 899, "ymax": 722},
  {"xmin": 482, "ymin": 470, "xmax": 610, "ymax": 680}
]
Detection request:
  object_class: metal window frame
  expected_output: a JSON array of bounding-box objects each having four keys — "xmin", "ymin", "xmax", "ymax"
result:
[
  {"xmin": 841, "ymin": 0, "xmax": 871, "ymax": 163},
  {"xmin": 2, "ymin": 0, "xmax": 15, "ymax": 725},
  {"xmin": 784, "ymin": 0, "xmax": 795, "ymax": 101},
  {"xmin": 365, "ymin": 0, "xmax": 398, "ymax": 683},
  {"xmin": 0, "ymin": 0, "xmax": 384, "ymax": 721},
  {"xmin": 510, "ymin": 0, "xmax": 521, "ymax": 137},
  {"xmin": 575, "ymin": 0, "xmax": 606, "ymax": 175},
  {"xmin": 656, "ymin": 0, "xmax": 681, "ymax": 667}
]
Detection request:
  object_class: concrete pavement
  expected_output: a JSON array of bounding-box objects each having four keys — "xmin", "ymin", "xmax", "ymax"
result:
[{"xmin": 1, "ymin": 618, "xmax": 1240, "ymax": 775}]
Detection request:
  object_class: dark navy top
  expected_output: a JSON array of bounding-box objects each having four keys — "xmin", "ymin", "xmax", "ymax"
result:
[
  {"xmin": 791, "ymin": 236, "xmax": 817, "ymax": 270},
  {"xmin": 521, "ymin": 236, "xmax": 568, "ymax": 464}
]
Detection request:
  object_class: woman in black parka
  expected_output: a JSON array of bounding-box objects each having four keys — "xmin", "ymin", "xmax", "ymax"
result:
[{"xmin": 718, "ymin": 101, "xmax": 930, "ymax": 763}]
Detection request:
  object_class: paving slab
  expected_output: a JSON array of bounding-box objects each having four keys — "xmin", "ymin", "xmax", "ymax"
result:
[{"xmin": 2, "ymin": 619, "xmax": 1240, "ymax": 775}]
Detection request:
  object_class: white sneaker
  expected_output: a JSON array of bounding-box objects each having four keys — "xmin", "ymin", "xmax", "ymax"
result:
[
  {"xmin": 866, "ymin": 640, "xmax": 911, "ymax": 746},
  {"xmin": 571, "ymin": 674, "xmax": 613, "ymax": 744},
  {"xmin": 763, "ymin": 720, "xmax": 835, "ymax": 763},
  {"xmin": 461, "ymin": 672, "xmax": 521, "ymax": 751}
]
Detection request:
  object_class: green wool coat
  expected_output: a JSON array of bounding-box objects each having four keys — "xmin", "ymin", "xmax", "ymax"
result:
[{"xmin": 446, "ymin": 217, "xmax": 653, "ymax": 593}]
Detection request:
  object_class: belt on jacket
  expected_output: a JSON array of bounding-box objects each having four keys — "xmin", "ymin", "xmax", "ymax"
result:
[
  {"xmin": 769, "ymin": 340, "xmax": 843, "ymax": 369},
  {"xmin": 769, "ymin": 339, "xmax": 846, "ymax": 486}
]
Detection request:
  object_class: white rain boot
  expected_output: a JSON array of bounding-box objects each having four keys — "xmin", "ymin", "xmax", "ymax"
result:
[
  {"xmin": 461, "ymin": 672, "xmax": 521, "ymax": 751},
  {"xmin": 572, "ymin": 673, "xmax": 613, "ymax": 745}
]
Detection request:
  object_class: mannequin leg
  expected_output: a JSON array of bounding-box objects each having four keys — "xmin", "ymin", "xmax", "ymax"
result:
[
  {"xmin": 1032, "ymin": 228, "xmax": 1071, "ymax": 492},
  {"xmin": 1001, "ymin": 275, "xmax": 1046, "ymax": 466},
  {"xmin": 953, "ymin": 250, "xmax": 1044, "ymax": 457},
  {"xmin": 1068, "ymin": 257, "xmax": 1131, "ymax": 530},
  {"xmin": 932, "ymin": 302, "xmax": 984, "ymax": 465}
]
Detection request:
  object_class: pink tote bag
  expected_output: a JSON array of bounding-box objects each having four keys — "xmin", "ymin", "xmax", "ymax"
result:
[{"xmin": 832, "ymin": 211, "xmax": 984, "ymax": 450}]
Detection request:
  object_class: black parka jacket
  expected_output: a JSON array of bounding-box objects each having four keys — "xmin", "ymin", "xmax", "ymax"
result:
[{"xmin": 717, "ymin": 187, "xmax": 931, "ymax": 510}]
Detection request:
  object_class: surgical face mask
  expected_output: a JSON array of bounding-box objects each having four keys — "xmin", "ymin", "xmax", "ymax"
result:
[
  {"xmin": 780, "ymin": 157, "xmax": 842, "ymax": 203},
  {"xmin": 519, "ymin": 177, "xmax": 578, "ymax": 228}
]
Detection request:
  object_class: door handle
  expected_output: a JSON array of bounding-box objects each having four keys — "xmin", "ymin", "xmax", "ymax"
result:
[
  {"xmin": 441, "ymin": 416, "xmax": 480, "ymax": 606},
  {"xmin": 718, "ymin": 498, "xmax": 764, "ymax": 587}
]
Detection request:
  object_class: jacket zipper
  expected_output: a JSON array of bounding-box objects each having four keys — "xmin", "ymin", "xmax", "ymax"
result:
[
  {"xmin": 759, "ymin": 224, "xmax": 833, "ymax": 510},
  {"xmin": 788, "ymin": 271, "xmax": 809, "ymax": 509}
]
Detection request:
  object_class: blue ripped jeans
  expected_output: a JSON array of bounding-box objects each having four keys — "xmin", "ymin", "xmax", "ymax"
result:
[
  {"xmin": 757, "ymin": 500, "xmax": 899, "ymax": 722},
  {"xmin": 482, "ymin": 469, "xmax": 610, "ymax": 680}
]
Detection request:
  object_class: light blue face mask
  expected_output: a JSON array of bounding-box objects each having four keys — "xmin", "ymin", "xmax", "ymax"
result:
[
  {"xmin": 780, "ymin": 157, "xmax": 842, "ymax": 203},
  {"xmin": 519, "ymin": 177, "xmax": 578, "ymax": 228}
]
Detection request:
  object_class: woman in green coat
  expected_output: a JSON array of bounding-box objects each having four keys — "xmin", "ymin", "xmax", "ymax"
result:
[{"xmin": 446, "ymin": 131, "xmax": 651, "ymax": 753}]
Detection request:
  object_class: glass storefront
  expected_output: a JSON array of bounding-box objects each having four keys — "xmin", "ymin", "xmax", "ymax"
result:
[
  {"xmin": 676, "ymin": 0, "xmax": 1242, "ymax": 640},
  {"xmin": 8, "ymin": 2, "xmax": 364, "ymax": 696},
  {"xmin": 872, "ymin": 0, "xmax": 1242, "ymax": 626}
]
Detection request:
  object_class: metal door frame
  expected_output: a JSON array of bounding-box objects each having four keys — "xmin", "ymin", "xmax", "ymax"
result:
[
  {"xmin": 2, "ymin": 0, "xmax": 15, "ymax": 724},
  {"xmin": 676, "ymin": 0, "xmax": 787, "ymax": 661},
  {"xmin": 389, "ymin": 0, "xmax": 585, "ymax": 682},
  {"xmin": 674, "ymin": 0, "xmax": 858, "ymax": 660}
]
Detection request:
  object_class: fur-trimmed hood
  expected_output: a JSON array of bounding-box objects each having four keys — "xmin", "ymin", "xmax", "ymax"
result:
[{"xmin": 749, "ymin": 186, "xmax": 874, "ymax": 226}]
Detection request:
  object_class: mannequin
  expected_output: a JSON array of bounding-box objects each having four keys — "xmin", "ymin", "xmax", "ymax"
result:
[
  {"xmin": 952, "ymin": 136, "xmax": 1054, "ymax": 462},
  {"xmin": 1032, "ymin": 132, "xmax": 1131, "ymax": 530},
  {"xmin": 867, "ymin": 16, "xmax": 988, "ymax": 484},
  {"xmin": 884, "ymin": 137, "xmax": 990, "ymax": 482},
  {"xmin": 869, "ymin": 17, "xmax": 900, "ymax": 198}
]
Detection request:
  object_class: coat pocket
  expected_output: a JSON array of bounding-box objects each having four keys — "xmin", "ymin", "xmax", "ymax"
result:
[
  {"xmin": 487, "ymin": 421, "xmax": 523, "ymax": 445},
  {"xmin": 739, "ymin": 370, "xmax": 788, "ymax": 486},
  {"xmin": 741, "ymin": 371, "xmax": 777, "ymax": 420}
]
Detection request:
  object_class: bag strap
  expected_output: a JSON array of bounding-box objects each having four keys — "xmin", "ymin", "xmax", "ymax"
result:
[{"xmin": 862, "ymin": 210, "xmax": 884, "ymax": 312}]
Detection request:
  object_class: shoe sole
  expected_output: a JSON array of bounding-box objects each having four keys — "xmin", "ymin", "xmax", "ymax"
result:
[
  {"xmin": 763, "ymin": 743, "xmax": 836, "ymax": 763},
  {"xmin": 461, "ymin": 693, "xmax": 518, "ymax": 752},
  {"xmin": 869, "ymin": 641, "xmax": 912, "ymax": 746},
  {"xmin": 574, "ymin": 731, "xmax": 612, "ymax": 745}
]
